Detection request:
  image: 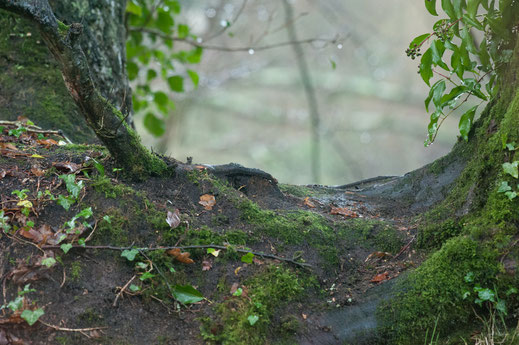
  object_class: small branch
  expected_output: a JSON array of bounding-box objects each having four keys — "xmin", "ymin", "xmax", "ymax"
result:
[
  {"xmin": 113, "ymin": 274, "xmax": 137, "ymax": 307},
  {"xmin": 41, "ymin": 244, "xmax": 313, "ymax": 268},
  {"xmin": 393, "ymin": 235, "xmax": 415, "ymax": 260},
  {"xmin": 130, "ymin": 27, "xmax": 339, "ymax": 53},
  {"xmin": 39, "ymin": 319, "xmax": 107, "ymax": 333}
]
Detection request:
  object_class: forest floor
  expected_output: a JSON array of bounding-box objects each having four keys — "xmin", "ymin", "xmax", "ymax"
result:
[{"xmin": 0, "ymin": 120, "xmax": 426, "ymax": 345}]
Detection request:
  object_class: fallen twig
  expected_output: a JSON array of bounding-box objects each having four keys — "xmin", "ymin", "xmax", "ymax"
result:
[
  {"xmin": 39, "ymin": 319, "xmax": 107, "ymax": 333},
  {"xmin": 393, "ymin": 235, "xmax": 416, "ymax": 260},
  {"xmin": 0, "ymin": 121, "xmax": 73, "ymax": 144},
  {"xmin": 113, "ymin": 274, "xmax": 137, "ymax": 307},
  {"xmin": 41, "ymin": 244, "xmax": 313, "ymax": 268}
]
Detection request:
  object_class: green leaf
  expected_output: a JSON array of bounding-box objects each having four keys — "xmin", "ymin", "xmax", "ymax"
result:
[
  {"xmin": 41, "ymin": 257, "xmax": 56, "ymax": 268},
  {"xmin": 496, "ymin": 299, "xmax": 507, "ymax": 315},
  {"xmin": 21, "ymin": 308, "xmax": 44, "ymax": 326},
  {"xmin": 60, "ymin": 243, "xmax": 73, "ymax": 254},
  {"xmin": 463, "ymin": 13, "xmax": 484, "ymax": 30},
  {"xmin": 173, "ymin": 284, "xmax": 204, "ymax": 304},
  {"xmin": 187, "ymin": 70, "xmax": 199, "ymax": 89},
  {"xmin": 121, "ymin": 249, "xmax": 139, "ymax": 261},
  {"xmin": 75, "ymin": 207, "xmax": 93, "ymax": 219},
  {"xmin": 129, "ymin": 284, "xmax": 141, "ymax": 292},
  {"xmin": 103, "ymin": 215, "xmax": 112, "ymax": 224},
  {"xmin": 248, "ymin": 314, "xmax": 259, "ymax": 326},
  {"xmin": 233, "ymin": 288, "xmax": 243, "ymax": 296},
  {"xmin": 425, "ymin": 0, "xmax": 439, "ymax": 15},
  {"xmin": 440, "ymin": 85, "xmax": 467, "ymax": 107},
  {"xmin": 478, "ymin": 39, "xmax": 491, "ymax": 70},
  {"xmin": 441, "ymin": 0, "xmax": 456, "ymax": 19},
  {"xmin": 409, "ymin": 33, "xmax": 430, "ymax": 49},
  {"xmin": 464, "ymin": 271, "xmax": 475, "ymax": 283},
  {"xmin": 476, "ymin": 288, "xmax": 496, "ymax": 302},
  {"xmin": 126, "ymin": 0, "xmax": 142, "ymax": 16},
  {"xmin": 497, "ymin": 181, "xmax": 511, "ymax": 193},
  {"xmin": 241, "ymin": 252, "xmax": 254, "ymax": 264},
  {"xmin": 467, "ymin": 0, "xmax": 481, "ymax": 17},
  {"xmin": 431, "ymin": 80, "xmax": 446, "ymax": 108},
  {"xmin": 459, "ymin": 105, "xmax": 478, "ymax": 141},
  {"xmin": 139, "ymin": 272, "xmax": 155, "ymax": 281},
  {"xmin": 420, "ymin": 49, "xmax": 434, "ymax": 85},
  {"xmin": 502, "ymin": 161, "xmax": 519, "ymax": 179},
  {"xmin": 178, "ymin": 24, "xmax": 189, "ymax": 39},
  {"xmin": 146, "ymin": 69, "xmax": 157, "ymax": 81},
  {"xmin": 127, "ymin": 61, "xmax": 139, "ymax": 81},
  {"xmin": 143, "ymin": 113, "xmax": 166, "ymax": 137},
  {"xmin": 461, "ymin": 26, "xmax": 477, "ymax": 54},
  {"xmin": 156, "ymin": 9, "xmax": 174, "ymax": 34},
  {"xmin": 430, "ymin": 40, "xmax": 449, "ymax": 71},
  {"xmin": 505, "ymin": 191, "xmax": 517, "ymax": 200},
  {"xmin": 167, "ymin": 76, "xmax": 184, "ymax": 92}
]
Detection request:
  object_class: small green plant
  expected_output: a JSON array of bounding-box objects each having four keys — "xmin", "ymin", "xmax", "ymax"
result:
[
  {"xmin": 57, "ymin": 174, "xmax": 84, "ymax": 211},
  {"xmin": 59, "ymin": 207, "xmax": 93, "ymax": 253},
  {"xmin": 0, "ymin": 210, "xmax": 11, "ymax": 232},
  {"xmin": 12, "ymin": 189, "xmax": 32, "ymax": 216},
  {"xmin": 497, "ymin": 142, "xmax": 519, "ymax": 200},
  {"xmin": 0, "ymin": 284, "xmax": 44, "ymax": 326}
]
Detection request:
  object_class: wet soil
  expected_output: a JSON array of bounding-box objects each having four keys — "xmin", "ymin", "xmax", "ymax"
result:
[{"xmin": 0, "ymin": 123, "xmax": 460, "ymax": 344}]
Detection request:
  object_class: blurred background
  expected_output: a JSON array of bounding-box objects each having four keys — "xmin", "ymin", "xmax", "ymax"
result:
[{"xmin": 136, "ymin": 0, "xmax": 461, "ymax": 185}]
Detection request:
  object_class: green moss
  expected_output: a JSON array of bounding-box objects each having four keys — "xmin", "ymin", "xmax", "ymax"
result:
[
  {"xmin": 278, "ymin": 184, "xmax": 316, "ymax": 198},
  {"xmin": 201, "ymin": 265, "xmax": 316, "ymax": 345},
  {"xmin": 78, "ymin": 308, "xmax": 104, "ymax": 326},
  {"xmin": 379, "ymin": 236, "xmax": 501, "ymax": 344},
  {"xmin": 57, "ymin": 20, "xmax": 70, "ymax": 38},
  {"xmin": 69, "ymin": 261, "xmax": 82, "ymax": 281},
  {"xmin": 418, "ymin": 219, "xmax": 462, "ymax": 249},
  {"xmin": 92, "ymin": 175, "xmax": 137, "ymax": 199},
  {"xmin": 94, "ymin": 209, "xmax": 129, "ymax": 246}
]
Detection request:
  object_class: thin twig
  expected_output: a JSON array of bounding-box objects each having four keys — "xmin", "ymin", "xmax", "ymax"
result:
[
  {"xmin": 39, "ymin": 319, "xmax": 107, "ymax": 333},
  {"xmin": 41, "ymin": 244, "xmax": 313, "ymax": 268},
  {"xmin": 129, "ymin": 27, "xmax": 339, "ymax": 52},
  {"xmin": 393, "ymin": 235, "xmax": 416, "ymax": 260},
  {"xmin": 113, "ymin": 274, "xmax": 136, "ymax": 307}
]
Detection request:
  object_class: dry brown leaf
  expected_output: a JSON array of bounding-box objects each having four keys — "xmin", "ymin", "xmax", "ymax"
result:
[
  {"xmin": 202, "ymin": 260, "xmax": 212, "ymax": 271},
  {"xmin": 166, "ymin": 209, "xmax": 181, "ymax": 228},
  {"xmin": 303, "ymin": 197, "xmax": 316, "ymax": 208},
  {"xmin": 364, "ymin": 251, "xmax": 392, "ymax": 262},
  {"xmin": 370, "ymin": 271, "xmax": 389, "ymax": 283},
  {"xmin": 234, "ymin": 266, "xmax": 242, "ymax": 275},
  {"xmin": 199, "ymin": 194, "xmax": 216, "ymax": 210},
  {"xmin": 30, "ymin": 166, "xmax": 45, "ymax": 177},
  {"xmin": 52, "ymin": 161, "xmax": 82, "ymax": 173},
  {"xmin": 330, "ymin": 207, "xmax": 359, "ymax": 218},
  {"xmin": 0, "ymin": 169, "xmax": 5, "ymax": 180},
  {"xmin": 229, "ymin": 282, "xmax": 240, "ymax": 295},
  {"xmin": 36, "ymin": 138, "xmax": 58, "ymax": 148},
  {"xmin": 166, "ymin": 248, "xmax": 194, "ymax": 264},
  {"xmin": 253, "ymin": 257, "xmax": 264, "ymax": 265}
]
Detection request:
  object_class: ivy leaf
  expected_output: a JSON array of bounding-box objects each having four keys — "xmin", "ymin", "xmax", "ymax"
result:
[
  {"xmin": 60, "ymin": 243, "xmax": 73, "ymax": 254},
  {"xmin": 241, "ymin": 252, "xmax": 254, "ymax": 264},
  {"xmin": 425, "ymin": 0, "xmax": 439, "ymax": 15},
  {"xmin": 121, "ymin": 249, "xmax": 139, "ymax": 261},
  {"xmin": 144, "ymin": 113, "xmax": 165, "ymax": 137},
  {"xmin": 248, "ymin": 315, "xmax": 259, "ymax": 326},
  {"xmin": 459, "ymin": 105, "xmax": 478, "ymax": 141},
  {"xmin": 502, "ymin": 161, "xmax": 519, "ymax": 179},
  {"xmin": 476, "ymin": 288, "xmax": 496, "ymax": 302},
  {"xmin": 505, "ymin": 191, "xmax": 517, "ymax": 200},
  {"xmin": 167, "ymin": 76, "xmax": 184, "ymax": 92},
  {"xmin": 173, "ymin": 284, "xmax": 204, "ymax": 304},
  {"xmin": 497, "ymin": 181, "xmax": 511, "ymax": 193},
  {"xmin": 41, "ymin": 257, "xmax": 56, "ymax": 268},
  {"xmin": 21, "ymin": 308, "xmax": 44, "ymax": 326},
  {"xmin": 420, "ymin": 49, "xmax": 434, "ymax": 85}
]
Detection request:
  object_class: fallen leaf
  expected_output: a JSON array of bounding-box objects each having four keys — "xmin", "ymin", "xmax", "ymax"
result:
[
  {"xmin": 253, "ymin": 257, "xmax": 264, "ymax": 265},
  {"xmin": 370, "ymin": 271, "xmax": 389, "ymax": 283},
  {"xmin": 166, "ymin": 248, "xmax": 194, "ymax": 264},
  {"xmin": 303, "ymin": 197, "xmax": 316, "ymax": 208},
  {"xmin": 53, "ymin": 161, "xmax": 82, "ymax": 173},
  {"xmin": 365, "ymin": 251, "xmax": 392, "ymax": 262},
  {"xmin": 202, "ymin": 260, "xmax": 212, "ymax": 271},
  {"xmin": 234, "ymin": 266, "xmax": 242, "ymax": 275},
  {"xmin": 207, "ymin": 248, "xmax": 221, "ymax": 257},
  {"xmin": 199, "ymin": 194, "xmax": 216, "ymax": 210},
  {"xmin": 302, "ymin": 313, "xmax": 307, "ymax": 320},
  {"xmin": 30, "ymin": 166, "xmax": 45, "ymax": 177},
  {"xmin": 36, "ymin": 138, "xmax": 58, "ymax": 148},
  {"xmin": 0, "ymin": 143, "xmax": 18, "ymax": 151},
  {"xmin": 0, "ymin": 169, "xmax": 5, "ymax": 179},
  {"xmin": 230, "ymin": 282, "xmax": 240, "ymax": 295},
  {"xmin": 330, "ymin": 207, "xmax": 358, "ymax": 218},
  {"xmin": 30, "ymin": 154, "xmax": 44, "ymax": 159},
  {"xmin": 166, "ymin": 209, "xmax": 181, "ymax": 228}
]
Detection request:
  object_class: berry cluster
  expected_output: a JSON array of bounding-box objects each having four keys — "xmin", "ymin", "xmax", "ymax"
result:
[{"xmin": 406, "ymin": 45, "xmax": 422, "ymax": 60}]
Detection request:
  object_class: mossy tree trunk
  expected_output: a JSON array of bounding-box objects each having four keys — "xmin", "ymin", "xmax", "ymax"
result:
[
  {"xmin": 0, "ymin": 0, "xmax": 169, "ymax": 178},
  {"xmin": 380, "ymin": 28, "xmax": 519, "ymax": 343}
]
